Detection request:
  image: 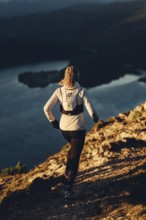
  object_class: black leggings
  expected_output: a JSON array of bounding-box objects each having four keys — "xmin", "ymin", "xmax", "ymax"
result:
[{"xmin": 61, "ymin": 130, "xmax": 86, "ymax": 189}]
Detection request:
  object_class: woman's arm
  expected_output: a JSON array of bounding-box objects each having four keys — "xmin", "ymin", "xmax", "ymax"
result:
[
  {"xmin": 43, "ymin": 89, "xmax": 59, "ymax": 122},
  {"xmin": 82, "ymin": 88, "xmax": 99, "ymax": 122}
]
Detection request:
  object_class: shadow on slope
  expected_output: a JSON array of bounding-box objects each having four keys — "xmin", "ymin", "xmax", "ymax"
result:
[
  {"xmin": 0, "ymin": 176, "xmax": 64, "ymax": 220},
  {"xmin": 110, "ymin": 138, "xmax": 146, "ymax": 152},
  {"xmin": 1, "ymin": 147, "xmax": 146, "ymax": 219}
]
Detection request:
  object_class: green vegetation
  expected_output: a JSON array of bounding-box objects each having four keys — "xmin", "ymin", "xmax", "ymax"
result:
[
  {"xmin": 0, "ymin": 161, "xmax": 27, "ymax": 177},
  {"xmin": 132, "ymin": 111, "xmax": 142, "ymax": 121}
]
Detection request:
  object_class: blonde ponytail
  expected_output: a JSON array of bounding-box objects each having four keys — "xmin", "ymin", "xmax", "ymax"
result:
[{"xmin": 59, "ymin": 66, "xmax": 80, "ymax": 88}]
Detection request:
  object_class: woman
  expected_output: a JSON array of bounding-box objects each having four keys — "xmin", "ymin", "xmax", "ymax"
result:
[{"xmin": 44, "ymin": 66, "xmax": 99, "ymax": 199}]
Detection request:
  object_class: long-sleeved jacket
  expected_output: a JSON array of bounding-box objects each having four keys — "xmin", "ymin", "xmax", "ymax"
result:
[{"xmin": 44, "ymin": 82, "xmax": 98, "ymax": 131}]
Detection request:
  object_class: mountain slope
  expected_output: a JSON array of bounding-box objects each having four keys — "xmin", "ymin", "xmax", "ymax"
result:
[
  {"xmin": 1, "ymin": 1, "xmax": 146, "ymax": 87},
  {"xmin": 1, "ymin": 102, "xmax": 146, "ymax": 219}
]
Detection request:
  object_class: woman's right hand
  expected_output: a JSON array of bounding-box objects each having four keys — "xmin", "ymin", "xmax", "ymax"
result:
[{"xmin": 51, "ymin": 119, "xmax": 60, "ymax": 129}]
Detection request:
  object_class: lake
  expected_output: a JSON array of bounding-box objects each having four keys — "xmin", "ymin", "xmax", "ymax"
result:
[{"xmin": 0, "ymin": 61, "xmax": 146, "ymax": 170}]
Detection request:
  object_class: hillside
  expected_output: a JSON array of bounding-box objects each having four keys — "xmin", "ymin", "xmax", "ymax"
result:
[
  {"xmin": 1, "ymin": 1, "xmax": 146, "ymax": 87},
  {"xmin": 1, "ymin": 102, "xmax": 146, "ymax": 219}
]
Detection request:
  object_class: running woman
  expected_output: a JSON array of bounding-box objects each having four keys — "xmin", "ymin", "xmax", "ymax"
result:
[{"xmin": 44, "ymin": 66, "xmax": 99, "ymax": 199}]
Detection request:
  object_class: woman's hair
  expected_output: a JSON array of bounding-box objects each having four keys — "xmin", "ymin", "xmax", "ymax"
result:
[{"xmin": 59, "ymin": 66, "xmax": 80, "ymax": 87}]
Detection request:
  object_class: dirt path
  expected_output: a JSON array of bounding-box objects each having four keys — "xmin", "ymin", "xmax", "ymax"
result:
[{"xmin": 1, "ymin": 102, "xmax": 146, "ymax": 220}]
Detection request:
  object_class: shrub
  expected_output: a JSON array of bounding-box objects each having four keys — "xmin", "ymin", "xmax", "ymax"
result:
[
  {"xmin": 0, "ymin": 161, "xmax": 27, "ymax": 177},
  {"xmin": 132, "ymin": 111, "xmax": 142, "ymax": 121}
]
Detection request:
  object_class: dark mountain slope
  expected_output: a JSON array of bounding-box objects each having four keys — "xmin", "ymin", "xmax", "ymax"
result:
[{"xmin": 0, "ymin": 1, "xmax": 146, "ymax": 86}]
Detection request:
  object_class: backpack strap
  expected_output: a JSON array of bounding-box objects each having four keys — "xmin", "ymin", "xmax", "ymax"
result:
[
  {"xmin": 60, "ymin": 87, "xmax": 84, "ymax": 115},
  {"xmin": 76, "ymin": 87, "xmax": 82, "ymax": 105}
]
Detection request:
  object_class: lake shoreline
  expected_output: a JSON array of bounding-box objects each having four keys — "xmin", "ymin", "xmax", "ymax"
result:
[
  {"xmin": 17, "ymin": 61, "xmax": 143, "ymax": 89},
  {"xmin": 1, "ymin": 50, "xmax": 146, "ymax": 88}
]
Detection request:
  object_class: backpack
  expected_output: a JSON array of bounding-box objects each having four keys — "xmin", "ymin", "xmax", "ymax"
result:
[{"xmin": 59, "ymin": 87, "xmax": 83, "ymax": 115}]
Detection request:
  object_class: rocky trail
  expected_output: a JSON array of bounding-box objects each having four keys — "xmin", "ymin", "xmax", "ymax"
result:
[{"xmin": 1, "ymin": 103, "xmax": 146, "ymax": 220}]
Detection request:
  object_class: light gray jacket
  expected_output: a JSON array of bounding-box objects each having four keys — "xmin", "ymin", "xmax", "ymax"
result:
[{"xmin": 44, "ymin": 82, "xmax": 98, "ymax": 131}]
